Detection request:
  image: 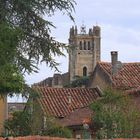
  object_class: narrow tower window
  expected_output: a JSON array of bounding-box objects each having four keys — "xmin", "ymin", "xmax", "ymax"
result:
[
  {"xmin": 79, "ymin": 41, "xmax": 82, "ymax": 50},
  {"xmin": 88, "ymin": 41, "xmax": 90, "ymax": 50},
  {"xmin": 83, "ymin": 67, "xmax": 87, "ymax": 76},
  {"xmin": 84, "ymin": 41, "xmax": 86, "ymax": 50}
]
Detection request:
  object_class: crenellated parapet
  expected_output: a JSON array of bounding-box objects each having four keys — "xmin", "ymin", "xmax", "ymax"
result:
[{"xmin": 69, "ymin": 25, "xmax": 101, "ymax": 37}]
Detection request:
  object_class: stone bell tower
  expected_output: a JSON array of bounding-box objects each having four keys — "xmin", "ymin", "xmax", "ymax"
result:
[{"xmin": 69, "ymin": 24, "xmax": 101, "ymax": 81}]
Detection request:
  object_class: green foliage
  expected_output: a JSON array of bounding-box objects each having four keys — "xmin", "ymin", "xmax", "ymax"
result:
[
  {"xmin": 0, "ymin": 0, "xmax": 76, "ymax": 73},
  {"xmin": 42, "ymin": 123, "xmax": 72, "ymax": 138},
  {"xmin": 91, "ymin": 89, "xmax": 140, "ymax": 139},
  {"xmin": 0, "ymin": 0, "xmax": 76, "ymax": 95},
  {"xmin": 41, "ymin": 117, "xmax": 72, "ymax": 138},
  {"xmin": 4, "ymin": 111, "xmax": 32, "ymax": 136},
  {"xmin": 0, "ymin": 64, "xmax": 24, "ymax": 95},
  {"xmin": 0, "ymin": 23, "xmax": 25, "ymax": 94}
]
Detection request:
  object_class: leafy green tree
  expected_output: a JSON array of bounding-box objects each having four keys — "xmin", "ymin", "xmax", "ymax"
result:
[
  {"xmin": 0, "ymin": 0, "xmax": 76, "ymax": 94},
  {"xmin": 91, "ymin": 89, "xmax": 140, "ymax": 139},
  {"xmin": 4, "ymin": 111, "xmax": 32, "ymax": 136},
  {"xmin": 0, "ymin": 22, "xmax": 25, "ymax": 94}
]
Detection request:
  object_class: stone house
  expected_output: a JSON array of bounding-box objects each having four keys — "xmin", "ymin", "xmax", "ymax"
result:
[
  {"xmin": 89, "ymin": 51, "xmax": 140, "ymax": 91},
  {"xmin": 28, "ymin": 87, "xmax": 102, "ymax": 139}
]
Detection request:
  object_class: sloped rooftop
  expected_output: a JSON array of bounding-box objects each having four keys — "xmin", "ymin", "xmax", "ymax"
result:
[
  {"xmin": 97, "ymin": 62, "xmax": 140, "ymax": 90},
  {"xmin": 34, "ymin": 87, "xmax": 101, "ymax": 117}
]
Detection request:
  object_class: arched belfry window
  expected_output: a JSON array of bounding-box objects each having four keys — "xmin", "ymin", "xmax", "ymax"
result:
[
  {"xmin": 83, "ymin": 67, "xmax": 87, "ymax": 76},
  {"xmin": 84, "ymin": 41, "xmax": 86, "ymax": 50},
  {"xmin": 79, "ymin": 41, "xmax": 82, "ymax": 50},
  {"xmin": 88, "ymin": 41, "xmax": 90, "ymax": 50}
]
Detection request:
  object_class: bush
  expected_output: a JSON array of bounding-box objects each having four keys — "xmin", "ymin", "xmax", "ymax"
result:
[{"xmin": 42, "ymin": 125, "xmax": 72, "ymax": 138}]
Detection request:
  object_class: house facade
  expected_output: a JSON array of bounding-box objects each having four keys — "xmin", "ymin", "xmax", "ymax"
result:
[{"xmin": 89, "ymin": 51, "xmax": 140, "ymax": 91}]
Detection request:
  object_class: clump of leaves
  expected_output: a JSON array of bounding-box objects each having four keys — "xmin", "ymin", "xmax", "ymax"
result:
[
  {"xmin": 91, "ymin": 88, "xmax": 140, "ymax": 139},
  {"xmin": 4, "ymin": 111, "xmax": 32, "ymax": 136}
]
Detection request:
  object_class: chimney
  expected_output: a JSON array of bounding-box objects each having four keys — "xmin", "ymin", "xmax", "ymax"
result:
[
  {"xmin": 111, "ymin": 51, "xmax": 118, "ymax": 75},
  {"xmin": 111, "ymin": 51, "xmax": 122, "ymax": 75}
]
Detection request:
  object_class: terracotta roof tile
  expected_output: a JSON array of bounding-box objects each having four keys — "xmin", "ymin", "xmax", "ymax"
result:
[
  {"xmin": 35, "ymin": 87, "xmax": 101, "ymax": 117},
  {"xmin": 98, "ymin": 62, "xmax": 140, "ymax": 90}
]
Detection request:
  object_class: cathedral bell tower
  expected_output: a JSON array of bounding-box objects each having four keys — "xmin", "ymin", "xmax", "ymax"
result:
[{"xmin": 69, "ymin": 25, "xmax": 101, "ymax": 81}]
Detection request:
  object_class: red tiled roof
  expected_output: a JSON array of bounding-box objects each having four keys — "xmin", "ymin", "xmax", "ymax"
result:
[
  {"xmin": 98, "ymin": 62, "xmax": 140, "ymax": 90},
  {"xmin": 97, "ymin": 62, "xmax": 112, "ymax": 77},
  {"xmin": 59, "ymin": 107, "xmax": 92, "ymax": 127},
  {"xmin": 35, "ymin": 87, "xmax": 101, "ymax": 117}
]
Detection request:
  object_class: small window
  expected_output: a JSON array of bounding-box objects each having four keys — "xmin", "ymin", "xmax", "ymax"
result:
[
  {"xmin": 88, "ymin": 41, "xmax": 90, "ymax": 50},
  {"xmin": 84, "ymin": 41, "xmax": 86, "ymax": 50},
  {"xmin": 79, "ymin": 41, "xmax": 82, "ymax": 50},
  {"xmin": 83, "ymin": 67, "xmax": 87, "ymax": 76}
]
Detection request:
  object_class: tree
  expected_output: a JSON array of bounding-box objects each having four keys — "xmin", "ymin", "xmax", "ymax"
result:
[
  {"xmin": 4, "ymin": 111, "xmax": 32, "ymax": 136},
  {"xmin": 0, "ymin": 22, "xmax": 25, "ymax": 94},
  {"xmin": 0, "ymin": 0, "xmax": 76, "ymax": 94},
  {"xmin": 4, "ymin": 110, "xmax": 72, "ymax": 138},
  {"xmin": 91, "ymin": 89, "xmax": 140, "ymax": 139}
]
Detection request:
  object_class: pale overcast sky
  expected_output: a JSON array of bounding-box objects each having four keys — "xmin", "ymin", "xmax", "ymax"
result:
[
  {"xmin": 24, "ymin": 0, "xmax": 140, "ymax": 85},
  {"xmin": 9, "ymin": 0, "xmax": 140, "ymax": 102}
]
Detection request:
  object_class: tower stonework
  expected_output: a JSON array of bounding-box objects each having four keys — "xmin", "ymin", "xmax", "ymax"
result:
[{"xmin": 69, "ymin": 25, "xmax": 101, "ymax": 81}]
